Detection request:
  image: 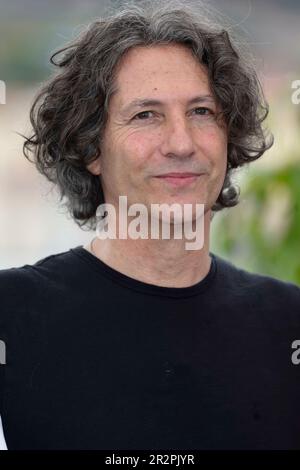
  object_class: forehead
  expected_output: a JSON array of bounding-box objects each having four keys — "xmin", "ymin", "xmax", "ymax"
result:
[{"xmin": 112, "ymin": 44, "xmax": 211, "ymax": 104}]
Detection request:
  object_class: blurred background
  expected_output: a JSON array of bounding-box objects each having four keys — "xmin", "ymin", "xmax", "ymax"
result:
[{"xmin": 0, "ymin": 0, "xmax": 299, "ymax": 284}]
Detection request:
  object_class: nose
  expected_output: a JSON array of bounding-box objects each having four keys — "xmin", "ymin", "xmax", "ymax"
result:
[{"xmin": 160, "ymin": 114, "xmax": 196, "ymax": 160}]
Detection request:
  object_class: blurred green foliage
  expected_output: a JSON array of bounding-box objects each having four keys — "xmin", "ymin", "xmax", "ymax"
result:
[
  {"xmin": 211, "ymin": 161, "xmax": 300, "ymax": 285},
  {"xmin": 0, "ymin": 21, "xmax": 74, "ymax": 83}
]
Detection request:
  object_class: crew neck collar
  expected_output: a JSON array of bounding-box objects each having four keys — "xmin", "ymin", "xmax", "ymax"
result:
[{"xmin": 71, "ymin": 245, "xmax": 217, "ymax": 298}]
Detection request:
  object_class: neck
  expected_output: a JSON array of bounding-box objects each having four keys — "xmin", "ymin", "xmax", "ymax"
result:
[{"xmin": 86, "ymin": 210, "xmax": 212, "ymax": 288}]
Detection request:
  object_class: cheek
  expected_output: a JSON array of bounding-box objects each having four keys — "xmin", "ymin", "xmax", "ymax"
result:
[
  {"xmin": 201, "ymin": 127, "xmax": 227, "ymax": 165},
  {"xmin": 124, "ymin": 132, "xmax": 156, "ymax": 168}
]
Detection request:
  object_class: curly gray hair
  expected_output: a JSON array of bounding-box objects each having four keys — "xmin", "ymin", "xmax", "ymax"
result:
[{"xmin": 23, "ymin": 0, "xmax": 274, "ymax": 229}]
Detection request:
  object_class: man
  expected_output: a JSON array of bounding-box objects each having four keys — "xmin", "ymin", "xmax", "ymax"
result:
[{"xmin": 0, "ymin": 1, "xmax": 300, "ymax": 450}]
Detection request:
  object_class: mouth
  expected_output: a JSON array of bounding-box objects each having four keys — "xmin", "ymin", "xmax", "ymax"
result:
[{"xmin": 154, "ymin": 172, "xmax": 203, "ymax": 187}]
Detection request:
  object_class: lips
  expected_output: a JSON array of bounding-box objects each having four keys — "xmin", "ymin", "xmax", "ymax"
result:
[
  {"xmin": 156, "ymin": 172, "xmax": 201, "ymax": 178},
  {"xmin": 154, "ymin": 172, "xmax": 202, "ymax": 187}
]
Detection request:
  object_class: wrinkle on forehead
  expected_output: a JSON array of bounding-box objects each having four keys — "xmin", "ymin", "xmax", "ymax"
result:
[{"xmin": 109, "ymin": 45, "xmax": 213, "ymax": 117}]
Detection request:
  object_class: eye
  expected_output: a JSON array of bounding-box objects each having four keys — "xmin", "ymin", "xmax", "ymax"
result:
[
  {"xmin": 132, "ymin": 107, "xmax": 214, "ymax": 121},
  {"xmin": 132, "ymin": 110, "xmax": 155, "ymax": 120},
  {"xmin": 192, "ymin": 107, "xmax": 214, "ymax": 116}
]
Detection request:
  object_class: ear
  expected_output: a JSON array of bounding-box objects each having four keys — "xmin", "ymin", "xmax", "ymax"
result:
[{"xmin": 86, "ymin": 156, "xmax": 101, "ymax": 176}]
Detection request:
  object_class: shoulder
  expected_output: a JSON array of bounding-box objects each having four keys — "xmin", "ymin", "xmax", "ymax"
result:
[
  {"xmin": 0, "ymin": 247, "xmax": 84, "ymax": 319},
  {"xmin": 214, "ymin": 253, "xmax": 300, "ymax": 293},
  {"xmin": 0, "ymin": 246, "xmax": 83, "ymax": 285},
  {"xmin": 213, "ymin": 253, "xmax": 300, "ymax": 320}
]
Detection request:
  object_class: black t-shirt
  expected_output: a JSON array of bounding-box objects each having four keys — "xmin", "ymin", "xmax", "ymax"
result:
[{"xmin": 0, "ymin": 246, "xmax": 300, "ymax": 450}]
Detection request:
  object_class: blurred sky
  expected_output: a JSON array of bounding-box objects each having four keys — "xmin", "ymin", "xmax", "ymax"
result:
[{"xmin": 0, "ymin": 0, "xmax": 299, "ymax": 269}]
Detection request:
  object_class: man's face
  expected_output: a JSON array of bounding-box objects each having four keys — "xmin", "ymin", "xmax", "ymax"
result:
[{"xmin": 89, "ymin": 44, "xmax": 228, "ymax": 220}]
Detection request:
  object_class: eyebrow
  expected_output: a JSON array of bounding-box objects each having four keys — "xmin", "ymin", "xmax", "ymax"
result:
[{"xmin": 120, "ymin": 95, "xmax": 216, "ymax": 116}]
